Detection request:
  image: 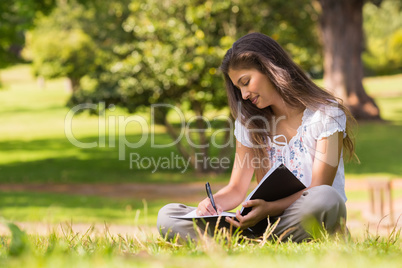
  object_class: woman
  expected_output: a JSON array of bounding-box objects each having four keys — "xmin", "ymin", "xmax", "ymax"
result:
[{"xmin": 157, "ymin": 32, "xmax": 356, "ymax": 242}]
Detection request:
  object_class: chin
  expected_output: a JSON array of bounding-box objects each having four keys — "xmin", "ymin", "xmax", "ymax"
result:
[{"xmin": 256, "ymin": 103, "xmax": 269, "ymax": 109}]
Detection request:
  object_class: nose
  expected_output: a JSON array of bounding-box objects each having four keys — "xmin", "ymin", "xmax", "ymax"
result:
[{"xmin": 241, "ymin": 88, "xmax": 250, "ymax": 100}]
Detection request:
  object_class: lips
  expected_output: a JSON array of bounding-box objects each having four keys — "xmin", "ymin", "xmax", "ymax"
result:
[{"xmin": 251, "ymin": 96, "xmax": 259, "ymax": 104}]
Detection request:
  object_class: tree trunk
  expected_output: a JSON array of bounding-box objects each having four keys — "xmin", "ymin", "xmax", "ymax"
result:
[
  {"xmin": 65, "ymin": 77, "xmax": 81, "ymax": 93},
  {"xmin": 163, "ymin": 117, "xmax": 195, "ymax": 168},
  {"xmin": 162, "ymin": 101, "xmax": 231, "ymax": 175},
  {"xmin": 318, "ymin": 0, "xmax": 381, "ymax": 120},
  {"xmin": 217, "ymin": 120, "xmax": 235, "ymax": 167},
  {"xmin": 192, "ymin": 100, "xmax": 210, "ymax": 173}
]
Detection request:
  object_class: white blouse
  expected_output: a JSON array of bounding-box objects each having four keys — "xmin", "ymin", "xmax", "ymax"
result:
[{"xmin": 234, "ymin": 104, "xmax": 347, "ymax": 202}]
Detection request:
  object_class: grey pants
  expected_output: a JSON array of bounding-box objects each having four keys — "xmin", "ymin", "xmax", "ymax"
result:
[{"xmin": 157, "ymin": 185, "xmax": 347, "ymax": 242}]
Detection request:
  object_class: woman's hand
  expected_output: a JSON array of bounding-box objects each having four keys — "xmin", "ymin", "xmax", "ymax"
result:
[
  {"xmin": 224, "ymin": 199, "xmax": 279, "ymax": 230},
  {"xmin": 196, "ymin": 197, "xmax": 223, "ymax": 216}
]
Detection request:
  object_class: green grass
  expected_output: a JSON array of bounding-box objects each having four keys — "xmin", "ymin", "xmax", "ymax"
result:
[
  {"xmin": 0, "ymin": 222, "xmax": 400, "ymax": 267},
  {"xmin": 0, "ymin": 191, "xmax": 175, "ymax": 226},
  {"xmin": 345, "ymin": 121, "xmax": 402, "ymax": 177},
  {"xmin": 364, "ymin": 74, "xmax": 402, "ymax": 98},
  {"xmin": 0, "ymin": 64, "xmax": 231, "ymax": 183},
  {"xmin": 0, "ymin": 188, "xmax": 397, "ymax": 227},
  {"xmin": 347, "ymin": 188, "xmax": 402, "ymax": 202}
]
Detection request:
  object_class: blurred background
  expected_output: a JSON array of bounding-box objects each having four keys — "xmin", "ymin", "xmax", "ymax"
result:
[{"xmin": 0, "ymin": 0, "xmax": 401, "ymax": 236}]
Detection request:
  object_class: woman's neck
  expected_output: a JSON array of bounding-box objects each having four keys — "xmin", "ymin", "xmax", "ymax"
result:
[{"xmin": 270, "ymin": 102, "xmax": 305, "ymax": 119}]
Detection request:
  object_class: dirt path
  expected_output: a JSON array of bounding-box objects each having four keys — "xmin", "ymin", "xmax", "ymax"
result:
[
  {"xmin": 0, "ymin": 179, "xmax": 401, "ymax": 200},
  {"xmin": 0, "ymin": 181, "xmax": 230, "ymax": 202}
]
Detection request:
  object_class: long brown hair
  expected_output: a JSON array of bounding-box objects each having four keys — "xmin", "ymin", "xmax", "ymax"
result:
[{"xmin": 220, "ymin": 32, "xmax": 356, "ymax": 180}]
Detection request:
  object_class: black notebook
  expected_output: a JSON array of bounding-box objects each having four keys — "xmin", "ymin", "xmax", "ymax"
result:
[{"xmin": 171, "ymin": 163, "xmax": 306, "ymax": 234}]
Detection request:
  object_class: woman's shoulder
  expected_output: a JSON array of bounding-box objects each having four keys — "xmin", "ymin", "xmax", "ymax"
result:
[
  {"xmin": 303, "ymin": 102, "xmax": 347, "ymax": 140},
  {"xmin": 234, "ymin": 116, "xmax": 254, "ymax": 148},
  {"xmin": 305, "ymin": 102, "xmax": 346, "ymax": 123}
]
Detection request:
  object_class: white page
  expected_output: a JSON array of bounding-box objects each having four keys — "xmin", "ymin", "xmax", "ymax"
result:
[{"xmin": 171, "ymin": 209, "xmax": 235, "ymax": 219}]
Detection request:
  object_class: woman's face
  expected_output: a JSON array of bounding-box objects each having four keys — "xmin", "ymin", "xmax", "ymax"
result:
[{"xmin": 228, "ymin": 68, "xmax": 280, "ymax": 109}]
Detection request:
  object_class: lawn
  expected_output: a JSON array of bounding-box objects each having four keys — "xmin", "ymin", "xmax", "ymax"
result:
[
  {"xmin": 0, "ymin": 220, "xmax": 401, "ymax": 267},
  {"xmin": 1, "ymin": 66, "xmax": 402, "ymax": 184},
  {"xmin": 0, "ymin": 65, "xmax": 401, "ymax": 266},
  {"xmin": 0, "ymin": 191, "xmax": 167, "ymax": 226},
  {"xmin": 0, "ymin": 65, "xmax": 230, "ymax": 184}
]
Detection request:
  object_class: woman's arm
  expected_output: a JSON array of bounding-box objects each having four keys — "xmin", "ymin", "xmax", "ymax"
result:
[
  {"xmin": 310, "ymin": 131, "xmax": 344, "ymax": 187},
  {"xmin": 196, "ymin": 140, "xmax": 255, "ymax": 216},
  {"xmin": 225, "ymin": 132, "xmax": 344, "ymax": 229}
]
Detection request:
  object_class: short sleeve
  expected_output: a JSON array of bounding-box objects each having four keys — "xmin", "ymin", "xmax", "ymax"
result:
[
  {"xmin": 309, "ymin": 105, "xmax": 347, "ymax": 140},
  {"xmin": 234, "ymin": 118, "xmax": 253, "ymax": 148}
]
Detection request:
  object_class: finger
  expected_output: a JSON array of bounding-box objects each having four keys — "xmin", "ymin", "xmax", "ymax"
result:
[
  {"xmin": 205, "ymin": 203, "xmax": 217, "ymax": 215},
  {"xmin": 196, "ymin": 207, "xmax": 204, "ymax": 216},
  {"xmin": 235, "ymin": 210, "xmax": 246, "ymax": 223},
  {"xmin": 197, "ymin": 203, "xmax": 210, "ymax": 216},
  {"xmin": 236, "ymin": 210, "xmax": 255, "ymax": 229},
  {"xmin": 225, "ymin": 217, "xmax": 240, "ymax": 229},
  {"xmin": 216, "ymin": 205, "xmax": 223, "ymax": 215},
  {"xmin": 196, "ymin": 199, "xmax": 209, "ymax": 216},
  {"xmin": 242, "ymin": 199, "xmax": 259, "ymax": 208}
]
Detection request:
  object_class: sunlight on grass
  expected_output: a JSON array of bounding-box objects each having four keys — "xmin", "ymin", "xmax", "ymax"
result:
[
  {"xmin": 0, "ymin": 191, "xmax": 168, "ymax": 225},
  {"xmin": 364, "ymin": 74, "xmax": 402, "ymax": 97},
  {"xmin": 0, "ymin": 219, "xmax": 400, "ymax": 267},
  {"xmin": 0, "ymin": 65, "xmax": 163, "ymax": 141},
  {"xmin": 375, "ymin": 96, "xmax": 402, "ymax": 124}
]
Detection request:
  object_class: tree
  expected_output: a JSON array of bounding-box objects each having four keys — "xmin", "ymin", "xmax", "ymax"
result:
[
  {"xmin": 26, "ymin": 26, "xmax": 97, "ymax": 92},
  {"xmin": 0, "ymin": 0, "xmax": 55, "ymax": 87},
  {"xmin": 24, "ymin": 0, "xmax": 132, "ymax": 92},
  {"xmin": 0, "ymin": 0, "xmax": 55, "ymax": 68},
  {"xmin": 69, "ymin": 0, "xmax": 321, "ymax": 173},
  {"xmin": 318, "ymin": 0, "xmax": 382, "ymax": 120}
]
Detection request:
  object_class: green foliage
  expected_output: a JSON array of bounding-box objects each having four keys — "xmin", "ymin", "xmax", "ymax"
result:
[
  {"xmin": 64, "ymin": 0, "xmax": 321, "ymax": 172},
  {"xmin": 388, "ymin": 29, "xmax": 402, "ymax": 66},
  {"xmin": 0, "ymin": 0, "xmax": 55, "ymax": 68},
  {"xmin": 70, "ymin": 0, "xmax": 321, "ymax": 111},
  {"xmin": 26, "ymin": 28, "xmax": 96, "ymax": 81},
  {"xmin": 5, "ymin": 222, "xmax": 30, "ymax": 256},
  {"xmin": 23, "ymin": 2, "xmax": 99, "ymax": 90},
  {"xmin": 363, "ymin": 0, "xmax": 402, "ymax": 75}
]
